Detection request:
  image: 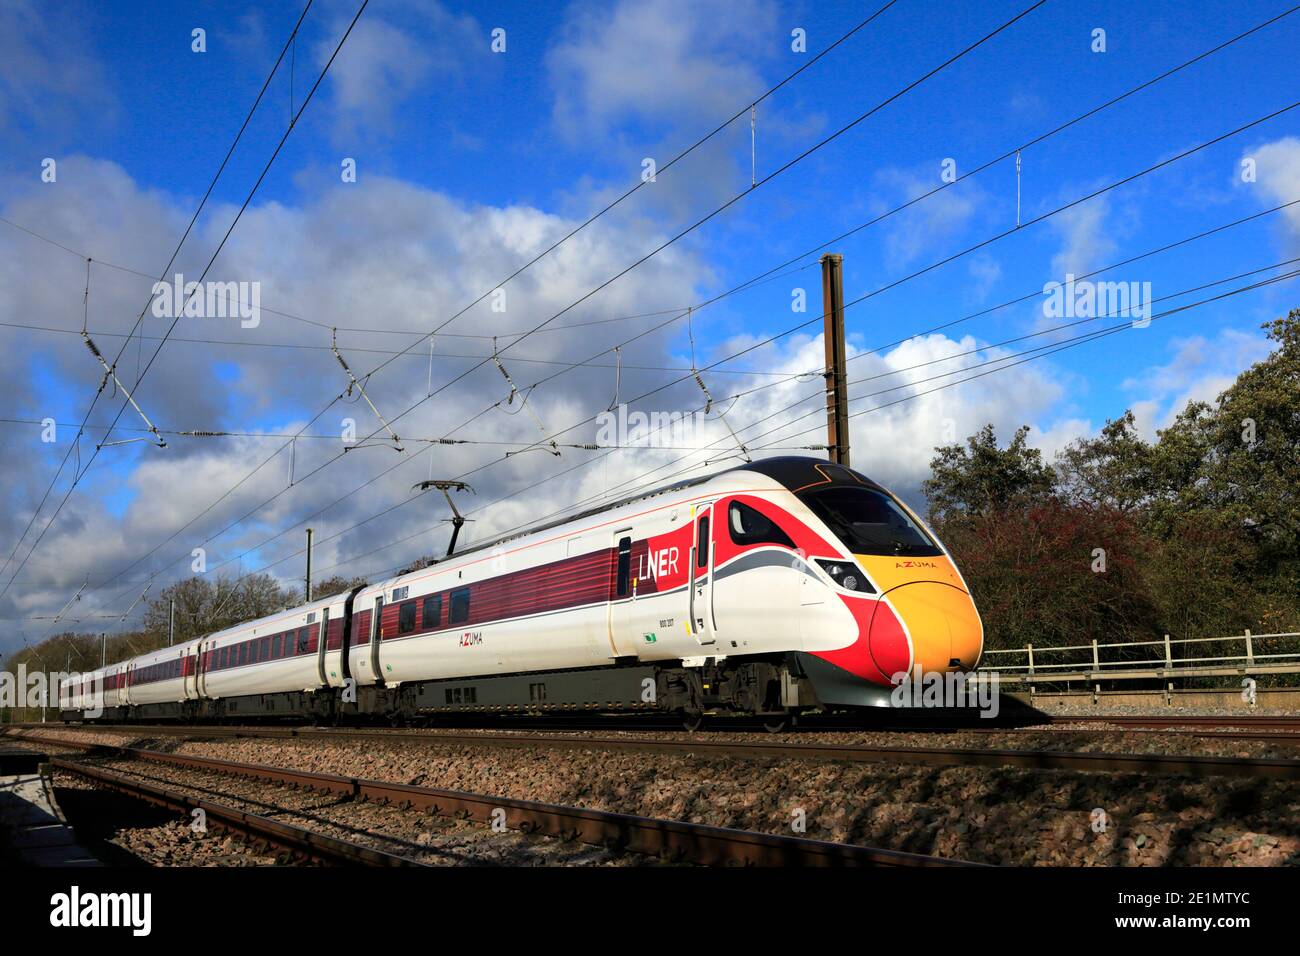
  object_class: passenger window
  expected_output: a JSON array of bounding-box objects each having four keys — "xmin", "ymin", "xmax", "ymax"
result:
[
  {"xmin": 616, "ymin": 536, "xmax": 632, "ymax": 597},
  {"xmin": 422, "ymin": 594, "xmax": 442, "ymax": 629},
  {"xmin": 398, "ymin": 601, "xmax": 416, "ymax": 634},
  {"xmin": 696, "ymin": 517, "xmax": 709, "ymax": 568},
  {"xmin": 298, "ymin": 627, "xmax": 310, "ymax": 652},
  {"xmin": 449, "ymin": 588, "xmax": 471, "ymax": 625},
  {"xmin": 728, "ymin": 501, "xmax": 795, "ymax": 548}
]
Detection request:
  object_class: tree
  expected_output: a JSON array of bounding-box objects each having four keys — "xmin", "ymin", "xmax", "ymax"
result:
[
  {"xmin": 1157, "ymin": 311, "xmax": 1300, "ymax": 551},
  {"xmin": 936, "ymin": 498, "xmax": 1156, "ymax": 650},
  {"xmin": 1055, "ymin": 411, "xmax": 1155, "ymax": 513},
  {"xmin": 311, "ymin": 575, "xmax": 368, "ymax": 600},
  {"xmin": 923, "ymin": 311, "xmax": 1300, "ymax": 650},
  {"xmin": 141, "ymin": 573, "xmax": 297, "ymax": 644},
  {"xmin": 923, "ymin": 424, "xmax": 1056, "ymax": 521}
]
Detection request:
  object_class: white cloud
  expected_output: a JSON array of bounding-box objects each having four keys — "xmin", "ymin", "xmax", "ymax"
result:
[
  {"xmin": 0, "ymin": 0, "xmax": 114, "ymax": 149},
  {"xmin": 872, "ymin": 166, "xmax": 983, "ymax": 270},
  {"xmin": 1120, "ymin": 328, "xmax": 1270, "ymax": 438},
  {"xmin": 0, "ymin": 152, "xmax": 1125, "ymax": 646},
  {"xmin": 0, "ymin": 157, "xmax": 712, "ymax": 645},
  {"xmin": 315, "ymin": 0, "xmax": 482, "ymax": 144},
  {"xmin": 637, "ymin": 327, "xmax": 1077, "ymax": 511},
  {"xmin": 1048, "ymin": 194, "xmax": 1117, "ymax": 279},
  {"xmin": 966, "ymin": 253, "xmax": 1002, "ymax": 300},
  {"xmin": 1239, "ymin": 136, "xmax": 1300, "ymax": 239},
  {"xmin": 548, "ymin": 0, "xmax": 778, "ymax": 137}
]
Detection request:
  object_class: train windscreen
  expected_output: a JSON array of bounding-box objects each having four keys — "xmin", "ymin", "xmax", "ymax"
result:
[{"xmin": 800, "ymin": 486, "xmax": 942, "ymax": 557}]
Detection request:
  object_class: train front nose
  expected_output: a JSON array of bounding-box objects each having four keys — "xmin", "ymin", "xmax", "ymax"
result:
[{"xmin": 872, "ymin": 581, "xmax": 983, "ymax": 677}]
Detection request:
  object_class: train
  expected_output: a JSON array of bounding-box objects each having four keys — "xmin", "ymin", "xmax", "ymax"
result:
[{"xmin": 59, "ymin": 456, "xmax": 984, "ymax": 729}]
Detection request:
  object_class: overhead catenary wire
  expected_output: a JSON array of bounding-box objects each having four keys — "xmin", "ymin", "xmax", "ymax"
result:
[
  {"xmin": 453, "ymin": 263, "xmax": 1300, "ymax": 560},
  {"xmin": 75, "ymin": 91, "xmax": 1300, "ymax": 619},
  {"xmin": 643, "ymin": 196, "xmax": 1300, "ymax": 414},
  {"xmin": 12, "ymin": 1, "xmax": 913, "ymax": 613},
  {"xmin": 18, "ymin": 3, "xmax": 372, "ymax": 652},
  {"xmin": 1, "ymin": 2, "xmax": 372, "ymax": 625},
  {"xmin": 55, "ymin": 1, "xmax": 1046, "ymax": 615},
  {"xmin": 0, "ymin": 2, "xmax": 320, "ymax": 601},
  {"xmin": 199, "ymin": 0, "xmax": 1056, "ymax": 510},
  {"xmin": 318, "ymin": 260, "xmax": 1299, "ymax": 586},
  {"xmin": 100, "ymin": 241, "xmax": 1300, "ymax": 609},
  {"xmin": 455, "ymin": 98, "xmax": 1300, "ymax": 473},
  {"xmin": 30, "ymin": 5, "xmax": 1300, "ymax": 629},
  {"xmin": 397, "ymin": 7, "xmax": 1300, "ymax": 464},
  {"xmin": 4, "ymin": 0, "xmax": 1296, "ymax": 365},
  {"xmin": 331, "ymin": 0, "xmax": 1052, "ymax": 429}
]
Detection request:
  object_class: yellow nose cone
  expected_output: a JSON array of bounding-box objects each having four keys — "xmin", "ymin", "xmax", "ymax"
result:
[{"xmin": 884, "ymin": 581, "xmax": 983, "ymax": 674}]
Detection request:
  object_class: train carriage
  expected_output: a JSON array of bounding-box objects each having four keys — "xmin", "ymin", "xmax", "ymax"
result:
[{"xmin": 60, "ymin": 457, "xmax": 983, "ymax": 724}]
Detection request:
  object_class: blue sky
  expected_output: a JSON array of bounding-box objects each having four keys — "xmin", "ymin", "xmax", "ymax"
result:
[{"xmin": 1, "ymin": 0, "xmax": 1298, "ymax": 649}]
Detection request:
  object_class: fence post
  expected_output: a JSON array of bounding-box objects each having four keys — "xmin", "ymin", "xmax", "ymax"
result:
[
  {"xmin": 1163, "ymin": 634, "xmax": 1172, "ymax": 670},
  {"xmin": 1244, "ymin": 629, "xmax": 1254, "ymax": 668},
  {"xmin": 1026, "ymin": 644, "xmax": 1035, "ymax": 697},
  {"xmin": 1091, "ymin": 640, "xmax": 1101, "ymax": 705}
]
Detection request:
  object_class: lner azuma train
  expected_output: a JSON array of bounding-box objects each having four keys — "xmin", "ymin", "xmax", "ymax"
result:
[{"xmin": 60, "ymin": 457, "xmax": 984, "ymax": 726}]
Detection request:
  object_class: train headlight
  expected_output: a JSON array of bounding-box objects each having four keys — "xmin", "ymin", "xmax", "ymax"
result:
[{"xmin": 816, "ymin": 559, "xmax": 874, "ymax": 593}]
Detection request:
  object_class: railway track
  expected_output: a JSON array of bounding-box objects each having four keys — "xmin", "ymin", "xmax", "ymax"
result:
[
  {"xmin": 24, "ymin": 732, "xmax": 962, "ymax": 867},
  {"xmin": 1047, "ymin": 714, "xmax": 1300, "ymax": 731},
  {"xmin": 10, "ymin": 720, "xmax": 1300, "ymax": 779},
  {"xmin": 53, "ymin": 756, "xmax": 429, "ymax": 867},
  {"xmin": 21, "ymin": 710, "xmax": 1300, "ymax": 737}
]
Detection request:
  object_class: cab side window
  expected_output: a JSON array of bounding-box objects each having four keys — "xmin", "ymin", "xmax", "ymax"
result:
[
  {"xmin": 728, "ymin": 501, "xmax": 795, "ymax": 548},
  {"xmin": 449, "ymin": 588, "xmax": 471, "ymax": 625}
]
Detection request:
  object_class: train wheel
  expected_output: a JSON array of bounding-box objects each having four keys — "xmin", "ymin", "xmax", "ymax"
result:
[
  {"xmin": 762, "ymin": 714, "xmax": 797, "ymax": 734},
  {"xmin": 682, "ymin": 713, "xmax": 705, "ymax": 733}
]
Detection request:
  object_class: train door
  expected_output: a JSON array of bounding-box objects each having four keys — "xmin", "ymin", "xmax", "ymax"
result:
[
  {"xmin": 315, "ymin": 608, "xmax": 330, "ymax": 686},
  {"xmin": 327, "ymin": 589, "xmax": 360, "ymax": 688},
  {"xmin": 195, "ymin": 642, "xmax": 207, "ymax": 698},
  {"xmin": 606, "ymin": 529, "xmax": 636, "ymax": 657},
  {"xmin": 689, "ymin": 502, "xmax": 717, "ymax": 646},
  {"xmin": 184, "ymin": 645, "xmax": 199, "ymax": 700},
  {"xmin": 368, "ymin": 595, "xmax": 384, "ymax": 682}
]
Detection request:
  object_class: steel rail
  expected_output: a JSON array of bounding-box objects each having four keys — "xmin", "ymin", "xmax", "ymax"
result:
[
  {"xmin": 10, "ymin": 723, "xmax": 1300, "ymax": 779},
  {"xmin": 51, "ymin": 756, "xmax": 427, "ymax": 867},
  {"xmin": 909, "ymin": 725, "xmax": 1300, "ymax": 744},
  {"xmin": 1047, "ymin": 715, "xmax": 1300, "ymax": 731},
  {"xmin": 20, "ymin": 733, "xmax": 970, "ymax": 866}
]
